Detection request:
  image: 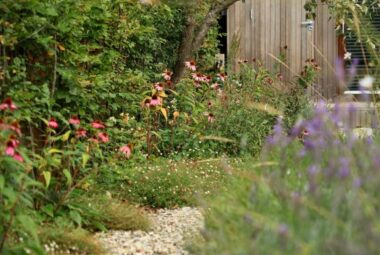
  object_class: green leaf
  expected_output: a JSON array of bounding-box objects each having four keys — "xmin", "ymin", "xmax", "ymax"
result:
[
  {"xmin": 63, "ymin": 169, "xmax": 72, "ymax": 186},
  {"xmin": 82, "ymin": 153, "xmax": 90, "ymax": 168},
  {"xmin": 61, "ymin": 131, "xmax": 71, "ymax": 142},
  {"xmin": 43, "ymin": 171, "xmax": 51, "ymax": 188},
  {"xmin": 48, "ymin": 148, "xmax": 64, "ymax": 154},
  {"xmin": 93, "ymin": 221, "xmax": 107, "ymax": 232},
  {"xmin": 38, "ymin": 6, "xmax": 58, "ymax": 17},
  {"xmin": 0, "ymin": 175, "xmax": 4, "ymax": 191},
  {"xmin": 42, "ymin": 204, "xmax": 54, "ymax": 217},
  {"xmin": 16, "ymin": 215, "xmax": 38, "ymax": 241},
  {"xmin": 69, "ymin": 210, "xmax": 82, "ymax": 226}
]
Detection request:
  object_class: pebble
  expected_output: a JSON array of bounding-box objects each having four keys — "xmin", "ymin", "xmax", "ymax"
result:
[{"xmin": 96, "ymin": 207, "xmax": 204, "ymax": 255}]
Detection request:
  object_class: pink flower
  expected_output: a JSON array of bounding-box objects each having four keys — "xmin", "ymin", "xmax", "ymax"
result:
[
  {"xmin": 194, "ymin": 81, "xmax": 201, "ymax": 88},
  {"xmin": 207, "ymin": 101, "xmax": 213, "ymax": 108},
  {"xmin": 162, "ymin": 70, "xmax": 173, "ymax": 81},
  {"xmin": 0, "ymin": 104, "xmax": 7, "ymax": 111},
  {"xmin": 119, "ymin": 145, "xmax": 132, "ymax": 158},
  {"xmin": 150, "ymin": 95, "xmax": 161, "ymax": 106},
  {"xmin": 217, "ymin": 73, "xmax": 227, "ymax": 82},
  {"xmin": 48, "ymin": 118, "xmax": 59, "ymax": 129},
  {"xmin": 185, "ymin": 60, "xmax": 197, "ymax": 71},
  {"xmin": 211, "ymin": 83, "xmax": 220, "ymax": 90},
  {"xmin": 5, "ymin": 138, "xmax": 19, "ymax": 156},
  {"xmin": 97, "ymin": 132, "xmax": 109, "ymax": 143},
  {"xmin": 8, "ymin": 137, "xmax": 19, "ymax": 148},
  {"xmin": 91, "ymin": 120, "xmax": 105, "ymax": 129},
  {"xmin": 5, "ymin": 145, "xmax": 15, "ymax": 156},
  {"xmin": 192, "ymin": 73, "xmax": 205, "ymax": 82},
  {"xmin": 69, "ymin": 115, "xmax": 80, "ymax": 125},
  {"xmin": 76, "ymin": 128, "xmax": 87, "ymax": 138},
  {"xmin": 207, "ymin": 113, "xmax": 215, "ymax": 123},
  {"xmin": 154, "ymin": 82, "xmax": 164, "ymax": 91},
  {"xmin": 13, "ymin": 153, "xmax": 24, "ymax": 162},
  {"xmin": 0, "ymin": 98, "xmax": 17, "ymax": 111}
]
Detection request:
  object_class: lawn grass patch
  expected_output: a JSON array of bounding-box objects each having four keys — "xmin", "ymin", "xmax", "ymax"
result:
[
  {"xmin": 40, "ymin": 228, "xmax": 104, "ymax": 255},
  {"xmin": 98, "ymin": 158, "xmax": 237, "ymax": 208}
]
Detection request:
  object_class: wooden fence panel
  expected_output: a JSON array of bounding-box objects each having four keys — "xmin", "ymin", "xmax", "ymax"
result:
[{"xmin": 227, "ymin": 0, "xmax": 338, "ymax": 99}]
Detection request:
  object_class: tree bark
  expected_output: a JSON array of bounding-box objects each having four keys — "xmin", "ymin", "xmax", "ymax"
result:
[
  {"xmin": 172, "ymin": 18, "xmax": 196, "ymax": 84},
  {"xmin": 172, "ymin": 0, "xmax": 239, "ymax": 84}
]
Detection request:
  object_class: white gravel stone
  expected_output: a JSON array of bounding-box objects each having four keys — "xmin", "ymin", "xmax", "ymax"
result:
[{"xmin": 96, "ymin": 207, "xmax": 204, "ymax": 255}]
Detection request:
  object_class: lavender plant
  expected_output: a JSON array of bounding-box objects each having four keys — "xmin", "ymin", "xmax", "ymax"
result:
[{"xmin": 194, "ymin": 100, "xmax": 380, "ymax": 255}]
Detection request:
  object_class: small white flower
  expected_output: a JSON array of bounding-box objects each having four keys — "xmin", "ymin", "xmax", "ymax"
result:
[
  {"xmin": 344, "ymin": 51, "xmax": 352, "ymax": 60},
  {"xmin": 359, "ymin": 75, "xmax": 375, "ymax": 90}
]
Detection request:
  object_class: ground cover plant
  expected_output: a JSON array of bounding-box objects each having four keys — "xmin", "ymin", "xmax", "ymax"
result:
[{"xmin": 98, "ymin": 158, "xmax": 234, "ymax": 208}]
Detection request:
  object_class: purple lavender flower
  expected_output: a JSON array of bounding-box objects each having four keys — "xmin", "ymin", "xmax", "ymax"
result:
[
  {"xmin": 315, "ymin": 100, "xmax": 328, "ymax": 116},
  {"xmin": 277, "ymin": 224, "xmax": 289, "ymax": 237},
  {"xmin": 308, "ymin": 165, "xmax": 320, "ymax": 176},
  {"xmin": 353, "ymin": 178, "xmax": 362, "ymax": 188},
  {"xmin": 338, "ymin": 157, "xmax": 351, "ymax": 179},
  {"xmin": 331, "ymin": 103, "xmax": 342, "ymax": 125},
  {"xmin": 290, "ymin": 122, "xmax": 303, "ymax": 138}
]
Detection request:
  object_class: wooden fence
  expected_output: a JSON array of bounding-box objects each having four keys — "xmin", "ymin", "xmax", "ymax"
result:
[{"xmin": 227, "ymin": 0, "xmax": 338, "ymax": 100}]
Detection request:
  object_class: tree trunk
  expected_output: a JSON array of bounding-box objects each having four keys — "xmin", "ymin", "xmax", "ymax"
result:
[
  {"xmin": 172, "ymin": 18, "xmax": 196, "ymax": 84},
  {"xmin": 172, "ymin": 0, "xmax": 239, "ymax": 84}
]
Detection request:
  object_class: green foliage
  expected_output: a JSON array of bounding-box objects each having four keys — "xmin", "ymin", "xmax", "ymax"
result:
[
  {"xmin": 98, "ymin": 159, "xmax": 228, "ymax": 208},
  {"xmin": 192, "ymin": 109, "xmax": 380, "ymax": 254},
  {"xmin": 0, "ymin": 105, "xmax": 43, "ymax": 254},
  {"xmin": 0, "ymin": 0, "xmax": 184, "ymax": 119},
  {"xmin": 39, "ymin": 228, "xmax": 105, "ymax": 255},
  {"xmin": 69, "ymin": 192, "xmax": 150, "ymax": 232}
]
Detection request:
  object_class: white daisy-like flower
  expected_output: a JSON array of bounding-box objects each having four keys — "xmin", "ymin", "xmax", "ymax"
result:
[
  {"xmin": 344, "ymin": 51, "xmax": 352, "ymax": 60},
  {"xmin": 359, "ymin": 75, "xmax": 375, "ymax": 90}
]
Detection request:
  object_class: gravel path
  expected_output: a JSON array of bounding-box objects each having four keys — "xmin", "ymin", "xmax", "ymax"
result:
[{"xmin": 96, "ymin": 207, "xmax": 204, "ymax": 255}]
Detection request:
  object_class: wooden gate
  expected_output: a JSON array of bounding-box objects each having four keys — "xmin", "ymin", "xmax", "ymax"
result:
[{"xmin": 227, "ymin": 0, "xmax": 338, "ymax": 99}]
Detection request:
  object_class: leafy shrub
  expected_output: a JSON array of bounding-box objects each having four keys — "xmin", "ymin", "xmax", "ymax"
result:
[
  {"xmin": 0, "ymin": 0, "xmax": 185, "ymax": 126},
  {"xmin": 202, "ymin": 63, "xmax": 298, "ymax": 156},
  {"xmin": 194, "ymin": 102, "xmax": 380, "ymax": 255},
  {"xmin": 0, "ymin": 99, "xmax": 43, "ymax": 254}
]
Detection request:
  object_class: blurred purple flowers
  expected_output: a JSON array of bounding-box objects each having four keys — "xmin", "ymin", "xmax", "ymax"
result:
[{"xmin": 266, "ymin": 99, "xmax": 378, "ymax": 195}]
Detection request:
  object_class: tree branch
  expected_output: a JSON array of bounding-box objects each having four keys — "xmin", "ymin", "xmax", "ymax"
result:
[{"xmin": 192, "ymin": 0, "xmax": 239, "ymax": 50}]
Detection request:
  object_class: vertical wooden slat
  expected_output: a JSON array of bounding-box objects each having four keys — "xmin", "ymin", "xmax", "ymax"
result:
[
  {"xmin": 271, "ymin": 0, "xmax": 281, "ymax": 71},
  {"xmin": 239, "ymin": 0, "xmax": 246, "ymax": 61},
  {"xmin": 235, "ymin": 0, "xmax": 241, "ymax": 62},
  {"xmin": 257, "ymin": 0, "xmax": 263, "ymax": 62},
  {"xmin": 314, "ymin": 1, "xmax": 338, "ymax": 99},
  {"xmin": 245, "ymin": 0, "xmax": 252, "ymax": 63},
  {"xmin": 280, "ymin": 0, "xmax": 287, "ymax": 77}
]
